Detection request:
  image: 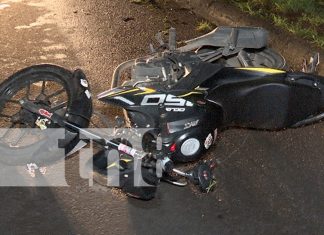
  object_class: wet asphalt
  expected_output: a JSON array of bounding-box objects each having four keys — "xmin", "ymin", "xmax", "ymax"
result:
[{"xmin": 0, "ymin": 0, "xmax": 323, "ymax": 234}]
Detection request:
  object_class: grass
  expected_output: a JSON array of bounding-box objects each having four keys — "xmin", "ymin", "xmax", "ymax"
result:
[
  {"xmin": 196, "ymin": 21, "xmax": 213, "ymax": 32},
  {"xmin": 235, "ymin": 1, "xmax": 262, "ymax": 16},
  {"xmin": 231, "ymin": 0, "xmax": 324, "ymax": 48}
]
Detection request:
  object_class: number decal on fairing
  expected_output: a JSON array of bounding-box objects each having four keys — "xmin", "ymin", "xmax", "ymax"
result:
[
  {"xmin": 166, "ymin": 107, "xmax": 186, "ymax": 112},
  {"xmin": 165, "ymin": 95, "xmax": 186, "ymax": 106},
  {"xmin": 141, "ymin": 94, "xmax": 165, "ymax": 106},
  {"xmin": 184, "ymin": 119, "xmax": 199, "ymax": 129},
  {"xmin": 141, "ymin": 94, "xmax": 193, "ymax": 107}
]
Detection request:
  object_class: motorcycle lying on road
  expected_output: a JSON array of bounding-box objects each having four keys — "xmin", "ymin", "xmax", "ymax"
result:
[{"xmin": 0, "ymin": 27, "xmax": 321, "ymax": 200}]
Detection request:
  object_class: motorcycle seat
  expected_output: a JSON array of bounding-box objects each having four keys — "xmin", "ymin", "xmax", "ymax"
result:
[{"xmin": 179, "ymin": 26, "xmax": 268, "ymax": 52}]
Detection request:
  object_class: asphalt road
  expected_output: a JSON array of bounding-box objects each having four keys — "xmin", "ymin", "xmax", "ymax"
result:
[{"xmin": 0, "ymin": 0, "xmax": 323, "ymax": 234}]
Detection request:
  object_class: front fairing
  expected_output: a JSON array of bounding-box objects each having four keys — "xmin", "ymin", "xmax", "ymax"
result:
[
  {"xmin": 97, "ymin": 86, "xmax": 217, "ymax": 129},
  {"xmin": 97, "ymin": 86, "xmax": 147, "ymax": 108}
]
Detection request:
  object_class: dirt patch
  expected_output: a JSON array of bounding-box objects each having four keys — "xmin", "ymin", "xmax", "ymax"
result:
[{"xmin": 37, "ymin": 0, "xmax": 209, "ymax": 93}]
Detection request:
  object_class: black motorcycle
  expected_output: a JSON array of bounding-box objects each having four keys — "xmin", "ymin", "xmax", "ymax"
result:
[{"xmin": 0, "ymin": 27, "xmax": 321, "ymax": 200}]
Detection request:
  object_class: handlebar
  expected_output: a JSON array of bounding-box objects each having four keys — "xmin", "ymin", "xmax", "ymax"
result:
[{"xmin": 111, "ymin": 59, "xmax": 136, "ymax": 88}]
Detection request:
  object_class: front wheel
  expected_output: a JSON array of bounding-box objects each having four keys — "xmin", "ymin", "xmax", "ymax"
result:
[{"xmin": 0, "ymin": 64, "xmax": 92, "ymax": 165}]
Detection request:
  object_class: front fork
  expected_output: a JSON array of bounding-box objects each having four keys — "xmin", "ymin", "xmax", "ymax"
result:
[{"xmin": 20, "ymin": 99, "xmax": 217, "ymax": 191}]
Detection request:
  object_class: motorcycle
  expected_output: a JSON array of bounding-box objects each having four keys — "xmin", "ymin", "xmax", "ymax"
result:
[{"xmin": 0, "ymin": 27, "xmax": 321, "ymax": 200}]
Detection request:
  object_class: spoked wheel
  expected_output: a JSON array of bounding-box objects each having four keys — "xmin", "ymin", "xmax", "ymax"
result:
[{"xmin": 0, "ymin": 64, "xmax": 81, "ymax": 165}]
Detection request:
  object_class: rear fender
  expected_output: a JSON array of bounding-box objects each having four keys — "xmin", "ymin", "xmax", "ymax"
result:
[{"xmin": 66, "ymin": 69, "xmax": 93, "ymax": 128}]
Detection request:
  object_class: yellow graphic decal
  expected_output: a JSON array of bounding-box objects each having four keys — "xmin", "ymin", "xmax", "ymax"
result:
[
  {"xmin": 178, "ymin": 91, "xmax": 203, "ymax": 98},
  {"xmin": 135, "ymin": 87, "xmax": 156, "ymax": 96},
  {"xmin": 236, "ymin": 67, "xmax": 286, "ymax": 74},
  {"xmin": 108, "ymin": 88, "xmax": 140, "ymax": 97}
]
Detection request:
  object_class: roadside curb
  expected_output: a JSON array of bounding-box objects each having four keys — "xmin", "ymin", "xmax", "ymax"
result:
[{"xmin": 173, "ymin": 0, "xmax": 323, "ymax": 74}]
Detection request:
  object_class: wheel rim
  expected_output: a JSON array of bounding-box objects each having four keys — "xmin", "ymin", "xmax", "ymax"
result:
[{"xmin": 0, "ymin": 77, "xmax": 70, "ymax": 148}]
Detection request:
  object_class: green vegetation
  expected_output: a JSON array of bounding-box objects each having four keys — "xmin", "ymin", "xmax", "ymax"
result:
[
  {"xmin": 231, "ymin": 0, "xmax": 324, "ymax": 48},
  {"xmin": 196, "ymin": 21, "xmax": 213, "ymax": 32}
]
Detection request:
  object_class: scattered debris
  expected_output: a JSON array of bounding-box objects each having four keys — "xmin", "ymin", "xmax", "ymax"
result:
[
  {"xmin": 26, "ymin": 163, "xmax": 47, "ymax": 178},
  {"xmin": 26, "ymin": 163, "xmax": 38, "ymax": 178},
  {"xmin": 302, "ymin": 53, "xmax": 320, "ymax": 74},
  {"xmin": 80, "ymin": 9, "xmax": 91, "ymax": 15},
  {"xmin": 39, "ymin": 167, "xmax": 47, "ymax": 175},
  {"xmin": 122, "ymin": 17, "xmax": 135, "ymax": 22},
  {"xmin": 130, "ymin": 0, "xmax": 156, "ymax": 5}
]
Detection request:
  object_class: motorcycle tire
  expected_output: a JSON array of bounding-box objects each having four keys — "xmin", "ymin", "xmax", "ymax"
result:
[{"xmin": 0, "ymin": 64, "xmax": 90, "ymax": 165}]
